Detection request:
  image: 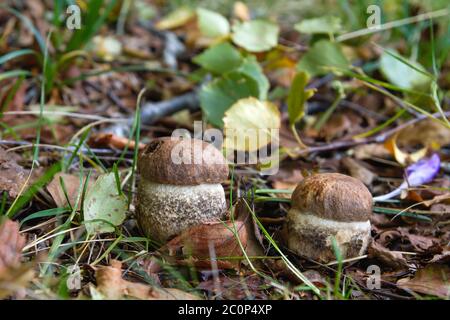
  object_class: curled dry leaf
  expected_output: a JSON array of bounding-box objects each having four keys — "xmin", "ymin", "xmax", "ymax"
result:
[
  {"xmin": 164, "ymin": 219, "xmax": 248, "ymax": 269},
  {"xmin": 397, "ymin": 264, "xmax": 450, "ymax": 299},
  {"xmin": 384, "ymin": 132, "xmax": 427, "ymax": 166},
  {"xmin": 163, "ymin": 199, "xmax": 264, "ymax": 270},
  {"xmin": 367, "ymin": 241, "xmax": 409, "ymax": 270},
  {"xmin": 95, "ymin": 260, "xmax": 200, "ymax": 300},
  {"xmin": 88, "ymin": 133, "xmax": 146, "ymax": 151}
]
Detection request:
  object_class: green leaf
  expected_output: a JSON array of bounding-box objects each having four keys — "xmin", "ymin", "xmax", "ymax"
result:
[
  {"xmin": 199, "ymin": 71, "xmax": 260, "ymax": 127},
  {"xmin": 297, "ymin": 40, "xmax": 349, "ymax": 76},
  {"xmin": 237, "ymin": 56, "xmax": 270, "ymax": 100},
  {"xmin": 196, "ymin": 8, "xmax": 230, "ymax": 38},
  {"xmin": 83, "ymin": 173, "xmax": 127, "ymax": 234},
  {"xmin": 294, "ymin": 16, "xmax": 342, "ymax": 35},
  {"xmin": 287, "ymin": 71, "xmax": 315, "ymax": 125},
  {"xmin": 193, "ymin": 42, "xmax": 242, "ymax": 74},
  {"xmin": 232, "ymin": 20, "xmax": 279, "ymax": 52},
  {"xmin": 379, "ymin": 50, "xmax": 431, "ymax": 91}
]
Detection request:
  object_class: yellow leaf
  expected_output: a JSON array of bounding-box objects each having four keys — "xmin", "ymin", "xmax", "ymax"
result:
[
  {"xmin": 223, "ymin": 97, "xmax": 280, "ymax": 152},
  {"xmin": 155, "ymin": 7, "xmax": 195, "ymax": 30},
  {"xmin": 384, "ymin": 133, "xmax": 427, "ymax": 166}
]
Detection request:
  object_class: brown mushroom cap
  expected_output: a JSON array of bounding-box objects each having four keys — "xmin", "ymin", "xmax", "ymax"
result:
[
  {"xmin": 291, "ymin": 173, "xmax": 372, "ymax": 222},
  {"xmin": 139, "ymin": 137, "xmax": 229, "ymax": 185}
]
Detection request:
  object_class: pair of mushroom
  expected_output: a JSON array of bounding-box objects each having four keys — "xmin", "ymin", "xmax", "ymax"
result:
[{"xmin": 136, "ymin": 137, "xmax": 372, "ymax": 263}]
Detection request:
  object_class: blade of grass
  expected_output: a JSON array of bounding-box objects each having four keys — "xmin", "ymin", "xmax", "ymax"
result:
[{"xmin": 0, "ymin": 49, "xmax": 36, "ymax": 65}]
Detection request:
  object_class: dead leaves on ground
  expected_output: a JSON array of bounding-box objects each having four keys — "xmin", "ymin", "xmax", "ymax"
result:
[
  {"xmin": 159, "ymin": 200, "xmax": 264, "ymax": 271},
  {"xmin": 0, "ymin": 219, "xmax": 34, "ymax": 299},
  {"xmin": 0, "ymin": 147, "xmax": 27, "ymax": 198},
  {"xmin": 94, "ymin": 260, "xmax": 199, "ymax": 300},
  {"xmin": 397, "ymin": 264, "xmax": 450, "ymax": 299}
]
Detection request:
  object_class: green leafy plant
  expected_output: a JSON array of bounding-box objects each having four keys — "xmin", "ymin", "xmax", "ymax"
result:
[{"xmin": 286, "ymin": 71, "xmax": 315, "ymax": 148}]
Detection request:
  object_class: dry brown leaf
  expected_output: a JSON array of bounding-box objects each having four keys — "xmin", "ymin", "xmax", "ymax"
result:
[
  {"xmin": 0, "ymin": 219, "xmax": 26, "ymax": 274},
  {"xmin": 368, "ymin": 241, "xmax": 409, "ymax": 270},
  {"xmin": 353, "ymin": 143, "xmax": 391, "ymax": 160},
  {"xmin": 164, "ymin": 219, "xmax": 248, "ymax": 269},
  {"xmin": 397, "ymin": 264, "xmax": 450, "ymax": 298},
  {"xmin": 95, "ymin": 260, "xmax": 200, "ymax": 300},
  {"xmin": 88, "ymin": 133, "xmax": 145, "ymax": 151},
  {"xmin": 46, "ymin": 173, "xmax": 94, "ymax": 208},
  {"xmin": 397, "ymin": 118, "xmax": 450, "ymax": 149},
  {"xmin": 0, "ymin": 219, "xmax": 34, "ymax": 299},
  {"xmin": 0, "ymin": 262, "xmax": 35, "ymax": 299},
  {"xmin": 0, "ymin": 147, "xmax": 27, "ymax": 198},
  {"xmin": 398, "ymin": 228, "xmax": 440, "ymax": 253},
  {"xmin": 341, "ymin": 157, "xmax": 375, "ymax": 186}
]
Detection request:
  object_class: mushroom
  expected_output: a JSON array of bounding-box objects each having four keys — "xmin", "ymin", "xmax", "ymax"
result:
[
  {"xmin": 137, "ymin": 137, "xmax": 229, "ymax": 242},
  {"xmin": 286, "ymin": 173, "xmax": 372, "ymax": 263}
]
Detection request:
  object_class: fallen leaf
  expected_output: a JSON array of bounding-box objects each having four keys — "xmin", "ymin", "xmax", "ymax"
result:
[
  {"xmin": 379, "ymin": 50, "xmax": 431, "ymax": 91},
  {"xmin": 397, "ymin": 264, "xmax": 450, "ymax": 298},
  {"xmin": 368, "ymin": 241, "xmax": 409, "ymax": 270},
  {"xmin": 231, "ymin": 20, "xmax": 279, "ymax": 52},
  {"xmin": 156, "ymin": 7, "xmax": 195, "ymax": 30},
  {"xmin": 223, "ymin": 97, "xmax": 280, "ymax": 152},
  {"xmin": 294, "ymin": 16, "xmax": 342, "ymax": 35},
  {"xmin": 341, "ymin": 157, "xmax": 375, "ymax": 186},
  {"xmin": 83, "ymin": 173, "xmax": 127, "ymax": 234},
  {"xmin": 384, "ymin": 133, "xmax": 427, "ymax": 166},
  {"xmin": 397, "ymin": 118, "xmax": 450, "ymax": 150},
  {"xmin": 95, "ymin": 260, "xmax": 200, "ymax": 300},
  {"xmin": 88, "ymin": 133, "xmax": 145, "ymax": 150},
  {"xmin": 0, "ymin": 147, "xmax": 27, "ymax": 198},
  {"xmin": 197, "ymin": 275, "xmax": 268, "ymax": 299},
  {"xmin": 353, "ymin": 143, "xmax": 391, "ymax": 160},
  {"xmin": 196, "ymin": 8, "xmax": 230, "ymax": 38},
  {"xmin": 233, "ymin": 2, "xmax": 250, "ymax": 21},
  {"xmin": 297, "ymin": 40, "xmax": 349, "ymax": 76},
  {"xmin": 0, "ymin": 219, "xmax": 34, "ymax": 299},
  {"xmin": 398, "ymin": 228, "xmax": 440, "ymax": 253},
  {"xmin": 164, "ymin": 219, "xmax": 248, "ymax": 270},
  {"xmin": 0, "ymin": 219, "xmax": 26, "ymax": 274},
  {"xmin": 0, "ymin": 262, "xmax": 35, "ymax": 299},
  {"xmin": 47, "ymin": 173, "xmax": 93, "ymax": 208}
]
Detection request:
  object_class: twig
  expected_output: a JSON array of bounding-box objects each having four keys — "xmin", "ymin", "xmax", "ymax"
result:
[
  {"xmin": 294, "ymin": 110, "xmax": 450, "ymax": 156},
  {"xmin": 104, "ymin": 91, "xmax": 199, "ymax": 136}
]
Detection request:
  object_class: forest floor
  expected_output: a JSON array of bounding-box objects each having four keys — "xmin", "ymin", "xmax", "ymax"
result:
[{"xmin": 0, "ymin": 0, "xmax": 449, "ymax": 300}]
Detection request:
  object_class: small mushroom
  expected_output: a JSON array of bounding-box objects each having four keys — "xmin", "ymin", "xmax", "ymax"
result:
[
  {"xmin": 137, "ymin": 137, "xmax": 229, "ymax": 242},
  {"xmin": 286, "ymin": 173, "xmax": 372, "ymax": 263}
]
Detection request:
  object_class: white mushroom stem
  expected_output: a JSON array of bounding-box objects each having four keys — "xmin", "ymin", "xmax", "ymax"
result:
[{"xmin": 372, "ymin": 182, "xmax": 406, "ymax": 202}]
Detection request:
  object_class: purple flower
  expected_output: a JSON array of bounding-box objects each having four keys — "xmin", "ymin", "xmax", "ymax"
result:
[{"xmin": 373, "ymin": 153, "xmax": 441, "ymax": 202}]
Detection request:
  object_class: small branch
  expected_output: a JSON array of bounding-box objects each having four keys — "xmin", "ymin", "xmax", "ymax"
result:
[
  {"xmin": 293, "ymin": 110, "xmax": 450, "ymax": 156},
  {"xmin": 104, "ymin": 91, "xmax": 199, "ymax": 136}
]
